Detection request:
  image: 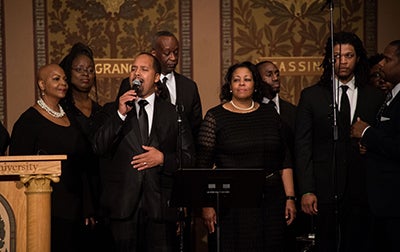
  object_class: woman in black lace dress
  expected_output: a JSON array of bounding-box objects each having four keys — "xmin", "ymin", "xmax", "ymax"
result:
[{"xmin": 197, "ymin": 61, "xmax": 295, "ymax": 252}]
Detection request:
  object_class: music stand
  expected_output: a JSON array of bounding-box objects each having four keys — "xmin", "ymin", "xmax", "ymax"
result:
[{"xmin": 171, "ymin": 168, "xmax": 265, "ymax": 252}]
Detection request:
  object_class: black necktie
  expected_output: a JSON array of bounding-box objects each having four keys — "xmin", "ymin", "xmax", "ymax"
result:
[
  {"xmin": 138, "ymin": 100, "xmax": 149, "ymax": 144},
  {"xmin": 376, "ymin": 91, "xmax": 392, "ymax": 124},
  {"xmin": 268, "ymin": 100, "xmax": 276, "ymax": 107},
  {"xmin": 161, "ymin": 77, "xmax": 171, "ymax": 103},
  {"xmin": 268, "ymin": 100, "xmax": 277, "ymax": 111},
  {"xmin": 340, "ymin": 85, "xmax": 351, "ymax": 132}
]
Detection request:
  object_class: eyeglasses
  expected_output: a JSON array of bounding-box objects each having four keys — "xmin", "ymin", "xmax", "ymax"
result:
[{"xmin": 72, "ymin": 67, "xmax": 95, "ymax": 74}]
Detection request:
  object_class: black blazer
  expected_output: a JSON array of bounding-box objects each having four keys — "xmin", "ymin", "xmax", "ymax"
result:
[
  {"xmin": 174, "ymin": 72, "xmax": 203, "ymax": 139},
  {"xmin": 117, "ymin": 72, "xmax": 203, "ymax": 140},
  {"xmin": 361, "ymin": 89, "xmax": 400, "ymax": 217},
  {"xmin": 93, "ymin": 96, "xmax": 195, "ymax": 221},
  {"xmin": 295, "ymin": 82, "xmax": 384, "ymax": 203},
  {"xmin": 279, "ymin": 98, "xmax": 296, "ymax": 154},
  {"xmin": 279, "ymin": 98, "xmax": 297, "ymax": 133}
]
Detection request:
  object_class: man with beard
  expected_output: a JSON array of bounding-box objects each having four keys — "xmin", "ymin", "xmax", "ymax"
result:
[
  {"xmin": 256, "ymin": 60, "xmax": 298, "ymax": 251},
  {"xmin": 295, "ymin": 32, "xmax": 384, "ymax": 252},
  {"xmin": 93, "ymin": 53, "xmax": 195, "ymax": 251}
]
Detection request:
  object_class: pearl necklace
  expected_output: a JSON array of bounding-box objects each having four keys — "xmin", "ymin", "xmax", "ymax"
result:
[
  {"xmin": 230, "ymin": 100, "xmax": 255, "ymax": 111},
  {"xmin": 37, "ymin": 98, "xmax": 66, "ymax": 118}
]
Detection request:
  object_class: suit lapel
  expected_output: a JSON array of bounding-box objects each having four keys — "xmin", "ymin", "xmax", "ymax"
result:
[
  {"xmin": 386, "ymin": 92, "xmax": 400, "ymax": 116},
  {"xmin": 124, "ymin": 110, "xmax": 144, "ymax": 152},
  {"xmin": 174, "ymin": 71, "xmax": 182, "ymax": 106},
  {"xmin": 148, "ymin": 98, "xmax": 161, "ymax": 147},
  {"xmin": 353, "ymin": 86, "xmax": 363, "ymax": 124}
]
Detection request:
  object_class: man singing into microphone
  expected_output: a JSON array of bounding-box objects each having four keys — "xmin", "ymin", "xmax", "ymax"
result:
[{"xmin": 93, "ymin": 52, "xmax": 195, "ymax": 252}]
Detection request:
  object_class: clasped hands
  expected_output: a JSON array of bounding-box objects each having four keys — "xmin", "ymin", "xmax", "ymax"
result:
[{"xmin": 351, "ymin": 117, "xmax": 370, "ymax": 154}]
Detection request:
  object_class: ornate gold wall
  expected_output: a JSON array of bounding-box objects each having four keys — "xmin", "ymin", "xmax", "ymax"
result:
[
  {"xmin": 32, "ymin": 0, "xmax": 376, "ymax": 106},
  {"xmin": 34, "ymin": 0, "xmax": 192, "ymax": 105},
  {"xmin": 222, "ymin": 0, "xmax": 376, "ymax": 105}
]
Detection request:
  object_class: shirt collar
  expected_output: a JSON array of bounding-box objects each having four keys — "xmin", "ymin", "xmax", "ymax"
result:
[
  {"xmin": 138, "ymin": 92, "xmax": 155, "ymax": 106},
  {"xmin": 262, "ymin": 95, "xmax": 279, "ymax": 104},
  {"xmin": 337, "ymin": 76, "xmax": 355, "ymax": 90},
  {"xmin": 161, "ymin": 72, "xmax": 173, "ymax": 82},
  {"xmin": 390, "ymin": 83, "xmax": 400, "ymax": 100}
]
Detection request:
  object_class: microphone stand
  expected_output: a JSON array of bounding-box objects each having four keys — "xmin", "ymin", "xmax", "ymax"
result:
[
  {"xmin": 324, "ymin": 1, "xmax": 341, "ymax": 251},
  {"xmin": 176, "ymin": 104, "xmax": 186, "ymax": 252}
]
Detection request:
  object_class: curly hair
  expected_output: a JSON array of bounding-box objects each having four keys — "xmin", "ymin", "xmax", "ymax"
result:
[
  {"xmin": 319, "ymin": 31, "xmax": 369, "ymax": 87},
  {"xmin": 220, "ymin": 61, "xmax": 264, "ymax": 103}
]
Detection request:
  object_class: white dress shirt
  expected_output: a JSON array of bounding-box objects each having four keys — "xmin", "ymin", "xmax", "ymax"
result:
[
  {"xmin": 118, "ymin": 93, "xmax": 156, "ymax": 135},
  {"xmin": 262, "ymin": 95, "xmax": 280, "ymax": 114},
  {"xmin": 337, "ymin": 77, "xmax": 357, "ymax": 123},
  {"xmin": 160, "ymin": 72, "xmax": 177, "ymax": 105}
]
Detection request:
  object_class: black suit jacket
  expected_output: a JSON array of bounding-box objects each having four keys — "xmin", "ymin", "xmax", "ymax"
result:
[
  {"xmin": 279, "ymin": 98, "xmax": 297, "ymax": 133},
  {"xmin": 295, "ymin": 82, "xmax": 384, "ymax": 203},
  {"xmin": 174, "ymin": 72, "xmax": 203, "ymax": 139},
  {"xmin": 117, "ymin": 72, "xmax": 203, "ymax": 139},
  {"xmin": 360, "ymin": 88, "xmax": 400, "ymax": 217},
  {"xmin": 279, "ymin": 98, "xmax": 297, "ymax": 155},
  {"xmin": 93, "ymin": 95, "xmax": 195, "ymax": 221}
]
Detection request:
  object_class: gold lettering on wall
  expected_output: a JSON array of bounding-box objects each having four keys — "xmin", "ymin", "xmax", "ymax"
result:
[
  {"xmin": 94, "ymin": 58, "xmax": 134, "ymax": 78},
  {"xmin": 257, "ymin": 57, "xmax": 323, "ymax": 76},
  {"xmin": 95, "ymin": 57, "xmax": 323, "ymax": 78}
]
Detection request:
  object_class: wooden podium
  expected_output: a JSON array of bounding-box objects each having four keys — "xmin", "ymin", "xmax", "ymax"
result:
[{"xmin": 0, "ymin": 155, "xmax": 66, "ymax": 252}]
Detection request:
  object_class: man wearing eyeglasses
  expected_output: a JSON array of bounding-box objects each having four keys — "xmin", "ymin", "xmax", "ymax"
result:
[{"xmin": 295, "ymin": 32, "xmax": 385, "ymax": 252}]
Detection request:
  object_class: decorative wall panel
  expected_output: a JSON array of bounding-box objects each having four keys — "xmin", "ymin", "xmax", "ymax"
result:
[
  {"xmin": 0, "ymin": 0, "xmax": 6, "ymax": 125},
  {"xmin": 222, "ymin": 0, "xmax": 376, "ymax": 105},
  {"xmin": 34, "ymin": 0, "xmax": 192, "ymax": 105}
]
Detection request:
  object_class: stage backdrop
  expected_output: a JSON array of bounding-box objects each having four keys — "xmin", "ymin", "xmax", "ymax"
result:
[
  {"xmin": 33, "ymin": 0, "xmax": 192, "ymax": 105},
  {"xmin": 32, "ymin": 0, "xmax": 376, "ymax": 106},
  {"xmin": 222, "ymin": 0, "xmax": 376, "ymax": 105}
]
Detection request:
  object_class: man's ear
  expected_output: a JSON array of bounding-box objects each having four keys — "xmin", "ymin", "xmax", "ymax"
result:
[
  {"xmin": 154, "ymin": 73, "xmax": 160, "ymax": 83},
  {"xmin": 151, "ymin": 49, "xmax": 156, "ymax": 56}
]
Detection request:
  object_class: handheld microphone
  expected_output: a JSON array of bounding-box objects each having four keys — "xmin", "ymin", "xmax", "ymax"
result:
[
  {"xmin": 126, "ymin": 78, "xmax": 142, "ymax": 106},
  {"xmin": 131, "ymin": 78, "xmax": 141, "ymax": 93}
]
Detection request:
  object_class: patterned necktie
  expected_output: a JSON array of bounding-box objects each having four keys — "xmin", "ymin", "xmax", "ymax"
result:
[
  {"xmin": 138, "ymin": 100, "xmax": 149, "ymax": 144},
  {"xmin": 161, "ymin": 77, "xmax": 171, "ymax": 103},
  {"xmin": 376, "ymin": 91, "xmax": 392, "ymax": 124},
  {"xmin": 340, "ymin": 85, "xmax": 351, "ymax": 133}
]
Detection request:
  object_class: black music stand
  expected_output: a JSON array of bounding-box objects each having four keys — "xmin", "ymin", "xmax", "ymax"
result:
[{"xmin": 170, "ymin": 168, "xmax": 265, "ymax": 252}]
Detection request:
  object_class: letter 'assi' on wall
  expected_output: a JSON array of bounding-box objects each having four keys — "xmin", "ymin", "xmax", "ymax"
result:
[
  {"xmin": 92, "ymin": 57, "xmax": 323, "ymax": 106},
  {"xmin": 256, "ymin": 56, "xmax": 323, "ymax": 76},
  {"xmin": 95, "ymin": 57, "xmax": 323, "ymax": 77}
]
